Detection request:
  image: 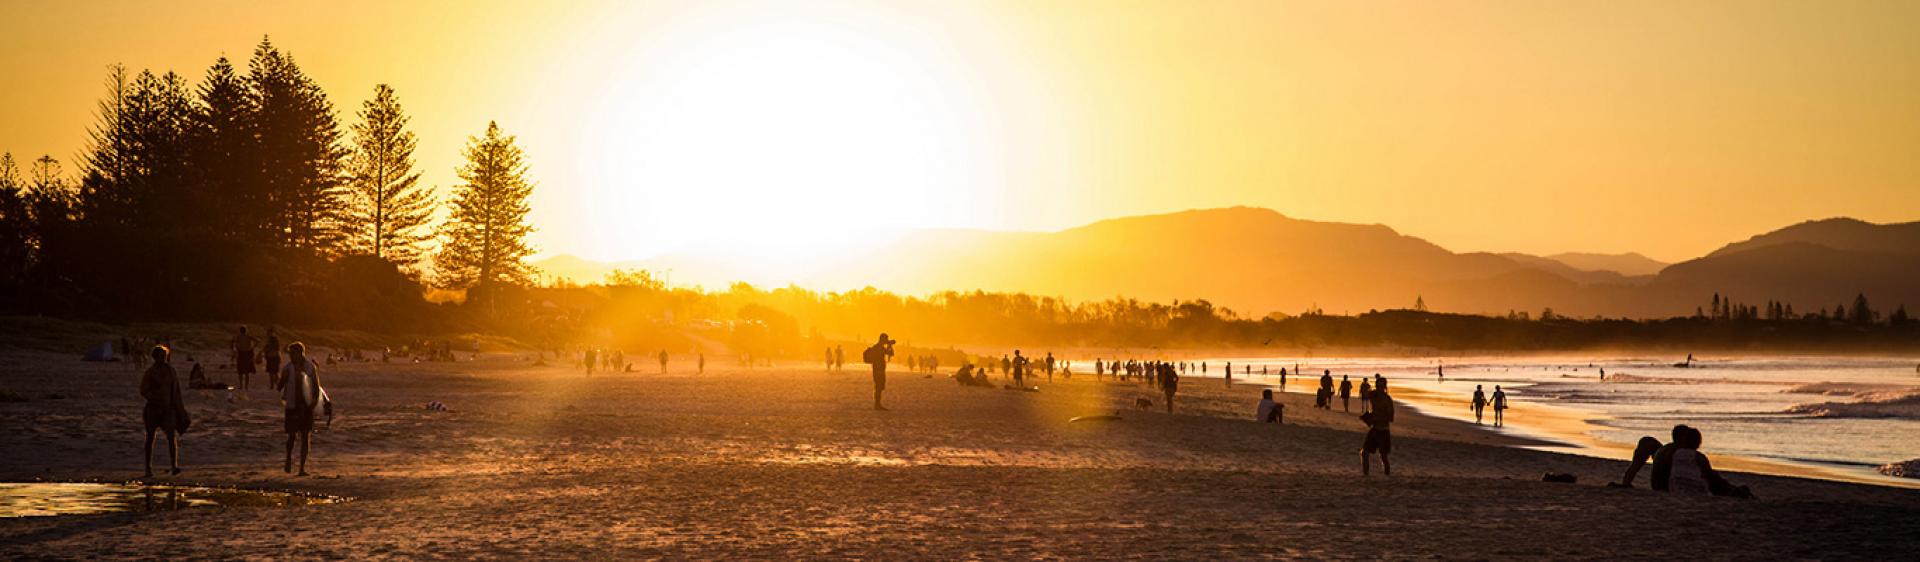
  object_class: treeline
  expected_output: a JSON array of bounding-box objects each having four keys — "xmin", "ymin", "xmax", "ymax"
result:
[
  {"xmin": 538, "ymin": 273, "xmax": 1920, "ymax": 357},
  {"xmin": 0, "ymin": 37, "xmax": 537, "ymax": 330}
]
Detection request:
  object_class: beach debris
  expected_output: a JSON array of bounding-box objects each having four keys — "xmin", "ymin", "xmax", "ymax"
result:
[
  {"xmin": 1541, "ymin": 472, "xmax": 1577, "ymax": 484},
  {"xmin": 425, "ymin": 401, "xmax": 448, "ymax": 412}
]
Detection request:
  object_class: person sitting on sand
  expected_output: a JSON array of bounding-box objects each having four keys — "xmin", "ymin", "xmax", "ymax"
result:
[
  {"xmin": 1339, "ymin": 375, "xmax": 1353, "ymax": 412},
  {"xmin": 281, "ymin": 342, "xmax": 321, "ymax": 476},
  {"xmin": 1257, "ymin": 389, "xmax": 1283, "ymax": 423},
  {"xmin": 232, "ymin": 325, "xmax": 257, "ymax": 390},
  {"xmin": 1612, "ymin": 435, "xmax": 1666, "ymax": 488},
  {"xmin": 1491, "ymin": 386, "xmax": 1508, "ymax": 427},
  {"xmin": 1360, "ymin": 377, "xmax": 1395, "ymax": 476},
  {"xmin": 1160, "ymin": 362, "xmax": 1179, "ymax": 413},
  {"xmin": 864, "ymin": 334, "xmax": 896, "ymax": 410},
  {"xmin": 1471, "ymin": 385, "xmax": 1488, "ymax": 425},
  {"xmin": 1647, "ymin": 425, "xmax": 1753, "ymax": 498},
  {"xmin": 140, "ymin": 345, "xmax": 184, "ymax": 477}
]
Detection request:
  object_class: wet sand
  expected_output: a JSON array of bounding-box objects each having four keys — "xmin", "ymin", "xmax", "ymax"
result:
[{"xmin": 3, "ymin": 349, "xmax": 1919, "ymax": 559}]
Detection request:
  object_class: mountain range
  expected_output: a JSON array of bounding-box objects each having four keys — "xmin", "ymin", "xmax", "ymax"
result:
[{"xmin": 535, "ymin": 208, "xmax": 1920, "ymax": 319}]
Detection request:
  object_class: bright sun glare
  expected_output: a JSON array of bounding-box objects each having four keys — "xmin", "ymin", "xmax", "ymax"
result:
[{"xmin": 574, "ymin": 6, "xmax": 999, "ymax": 264}]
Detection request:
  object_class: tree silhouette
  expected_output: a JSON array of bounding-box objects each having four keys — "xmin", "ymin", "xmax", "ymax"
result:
[
  {"xmin": 343, "ymin": 84, "xmax": 433, "ymax": 267},
  {"xmin": 434, "ymin": 121, "xmax": 536, "ymax": 292},
  {"xmin": 191, "ymin": 56, "xmax": 261, "ymax": 243},
  {"xmin": 249, "ymin": 37, "xmax": 348, "ymax": 252}
]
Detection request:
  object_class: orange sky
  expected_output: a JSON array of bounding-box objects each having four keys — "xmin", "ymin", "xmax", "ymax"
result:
[{"xmin": 2, "ymin": 0, "xmax": 1917, "ymax": 264}]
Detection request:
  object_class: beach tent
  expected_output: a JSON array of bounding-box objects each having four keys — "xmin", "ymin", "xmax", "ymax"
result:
[{"xmin": 82, "ymin": 342, "xmax": 116, "ymax": 362}]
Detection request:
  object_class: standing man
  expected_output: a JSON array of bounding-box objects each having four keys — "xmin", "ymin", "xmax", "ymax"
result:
[
  {"xmin": 863, "ymin": 334, "xmax": 896, "ymax": 410},
  {"xmin": 1471, "ymin": 385, "xmax": 1488, "ymax": 424},
  {"xmin": 280, "ymin": 342, "xmax": 320, "ymax": 476},
  {"xmin": 825, "ymin": 347, "xmax": 834, "ymax": 372},
  {"xmin": 1044, "ymin": 352, "xmax": 1056, "ymax": 382},
  {"xmin": 1362, "ymin": 377, "xmax": 1395, "ymax": 476},
  {"xmin": 698, "ymin": 352, "xmax": 706, "ymax": 374},
  {"xmin": 1492, "ymin": 386, "xmax": 1508, "ymax": 427},
  {"xmin": 1339, "ymin": 375, "xmax": 1354, "ymax": 412},
  {"xmin": 1012, "ymin": 350, "xmax": 1029, "ymax": 388},
  {"xmin": 833, "ymin": 345, "xmax": 845, "ymax": 372},
  {"xmin": 658, "ymin": 349, "xmax": 669, "ymax": 374},
  {"xmin": 232, "ymin": 326, "xmax": 257, "ymax": 390},
  {"xmin": 140, "ymin": 345, "xmax": 184, "ymax": 477},
  {"xmin": 1160, "ymin": 362, "xmax": 1180, "ymax": 413},
  {"xmin": 263, "ymin": 327, "xmax": 282, "ymax": 390}
]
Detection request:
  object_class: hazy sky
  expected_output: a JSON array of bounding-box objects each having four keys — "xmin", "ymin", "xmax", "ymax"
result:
[{"xmin": 3, "ymin": 0, "xmax": 1917, "ymax": 264}]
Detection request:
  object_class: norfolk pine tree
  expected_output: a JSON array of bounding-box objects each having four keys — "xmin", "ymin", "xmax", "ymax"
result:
[
  {"xmin": 344, "ymin": 84, "xmax": 433, "ymax": 267},
  {"xmin": 434, "ymin": 121, "xmax": 536, "ymax": 293}
]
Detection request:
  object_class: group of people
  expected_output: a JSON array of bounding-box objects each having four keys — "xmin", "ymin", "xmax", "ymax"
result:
[
  {"xmin": 823, "ymin": 345, "xmax": 846, "ymax": 372},
  {"xmin": 581, "ymin": 348, "xmax": 699, "ymax": 375},
  {"xmin": 140, "ymin": 326, "xmax": 328, "ymax": 478}
]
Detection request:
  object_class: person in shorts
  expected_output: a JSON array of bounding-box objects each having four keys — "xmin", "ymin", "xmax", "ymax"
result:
[
  {"xmin": 1361, "ymin": 377, "xmax": 1395, "ymax": 476},
  {"xmin": 232, "ymin": 325, "xmax": 257, "ymax": 390},
  {"xmin": 139, "ymin": 345, "xmax": 183, "ymax": 477},
  {"xmin": 280, "ymin": 342, "xmax": 320, "ymax": 476}
]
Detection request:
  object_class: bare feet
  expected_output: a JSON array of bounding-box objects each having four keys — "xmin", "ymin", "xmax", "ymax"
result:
[{"xmin": 297, "ymin": 471, "xmax": 309, "ymax": 477}]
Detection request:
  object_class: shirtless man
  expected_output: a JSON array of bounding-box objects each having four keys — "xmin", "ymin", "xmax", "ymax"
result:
[{"xmin": 232, "ymin": 326, "xmax": 257, "ymax": 390}]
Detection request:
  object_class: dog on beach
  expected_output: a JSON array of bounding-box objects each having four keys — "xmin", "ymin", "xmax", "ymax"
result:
[{"xmin": 1135, "ymin": 398, "xmax": 1154, "ymax": 409}]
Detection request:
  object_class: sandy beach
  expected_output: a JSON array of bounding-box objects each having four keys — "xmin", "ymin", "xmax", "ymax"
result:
[{"xmin": 4, "ymin": 348, "xmax": 1919, "ymax": 559}]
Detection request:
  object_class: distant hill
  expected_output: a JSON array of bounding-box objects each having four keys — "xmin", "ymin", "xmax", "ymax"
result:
[
  {"xmin": 1708, "ymin": 217, "xmax": 1920, "ymax": 258},
  {"xmin": 536, "ymin": 208, "xmax": 1920, "ymax": 319},
  {"xmin": 1544, "ymin": 252, "xmax": 1668, "ymax": 276}
]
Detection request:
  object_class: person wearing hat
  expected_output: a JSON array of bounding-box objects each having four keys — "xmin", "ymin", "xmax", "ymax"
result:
[{"xmin": 863, "ymin": 333, "xmax": 896, "ymax": 410}]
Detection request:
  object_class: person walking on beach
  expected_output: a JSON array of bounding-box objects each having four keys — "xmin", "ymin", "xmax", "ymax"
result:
[
  {"xmin": 1011, "ymin": 350, "xmax": 1029, "ymax": 388},
  {"xmin": 584, "ymin": 347, "xmax": 597, "ymax": 376},
  {"xmin": 280, "ymin": 342, "xmax": 321, "ymax": 476},
  {"xmin": 232, "ymin": 326, "xmax": 257, "ymax": 390},
  {"xmin": 1358, "ymin": 377, "xmax": 1372, "ymax": 415},
  {"xmin": 140, "ymin": 345, "xmax": 184, "ymax": 477},
  {"xmin": 1339, "ymin": 375, "xmax": 1354, "ymax": 412},
  {"xmin": 864, "ymin": 334, "xmax": 896, "ymax": 410},
  {"xmin": 658, "ymin": 349, "xmax": 669, "ymax": 374},
  {"xmin": 834, "ymin": 345, "xmax": 845, "ymax": 372},
  {"xmin": 698, "ymin": 352, "xmax": 706, "ymax": 374},
  {"xmin": 263, "ymin": 327, "xmax": 282, "ymax": 390},
  {"xmin": 1471, "ymin": 385, "xmax": 1488, "ymax": 424},
  {"xmin": 1160, "ymin": 362, "xmax": 1179, "ymax": 413},
  {"xmin": 1361, "ymin": 377, "xmax": 1394, "ymax": 476},
  {"xmin": 1491, "ymin": 385, "xmax": 1508, "ymax": 427},
  {"xmin": 1044, "ymin": 352, "xmax": 1056, "ymax": 382},
  {"xmin": 825, "ymin": 347, "xmax": 834, "ymax": 372}
]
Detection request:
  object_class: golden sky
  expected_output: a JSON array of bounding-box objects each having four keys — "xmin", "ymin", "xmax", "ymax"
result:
[{"xmin": 3, "ymin": 0, "xmax": 1918, "ymax": 264}]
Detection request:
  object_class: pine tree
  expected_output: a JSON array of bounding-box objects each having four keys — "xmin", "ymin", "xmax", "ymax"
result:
[
  {"xmin": 1850, "ymin": 293, "xmax": 1873, "ymax": 325},
  {"xmin": 249, "ymin": 37, "xmax": 348, "ymax": 252},
  {"xmin": 343, "ymin": 84, "xmax": 434, "ymax": 267},
  {"xmin": 435, "ymin": 121, "xmax": 536, "ymax": 291},
  {"xmin": 191, "ymin": 55, "xmax": 262, "ymax": 243},
  {"xmin": 0, "ymin": 153, "xmax": 29, "ymax": 283}
]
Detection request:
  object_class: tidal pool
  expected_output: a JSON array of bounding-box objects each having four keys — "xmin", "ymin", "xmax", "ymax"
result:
[{"xmin": 0, "ymin": 482, "xmax": 346, "ymax": 518}]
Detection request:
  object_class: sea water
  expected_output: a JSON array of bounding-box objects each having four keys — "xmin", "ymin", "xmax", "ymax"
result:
[{"xmin": 1179, "ymin": 355, "xmax": 1920, "ymax": 486}]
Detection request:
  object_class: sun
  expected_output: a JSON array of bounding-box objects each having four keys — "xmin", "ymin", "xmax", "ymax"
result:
[{"xmin": 570, "ymin": 4, "xmax": 1000, "ymax": 266}]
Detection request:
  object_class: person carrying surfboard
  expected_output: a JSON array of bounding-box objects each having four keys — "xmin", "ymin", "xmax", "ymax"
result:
[{"xmin": 280, "ymin": 342, "xmax": 323, "ymax": 476}]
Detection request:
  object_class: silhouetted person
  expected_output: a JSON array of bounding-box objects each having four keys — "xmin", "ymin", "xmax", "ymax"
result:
[
  {"xmin": 1257, "ymin": 389, "xmax": 1283, "ymax": 423},
  {"xmin": 140, "ymin": 345, "xmax": 183, "ymax": 477},
  {"xmin": 1225, "ymin": 362, "xmax": 1232, "ymax": 385},
  {"xmin": 698, "ymin": 352, "xmax": 706, "ymax": 374},
  {"xmin": 1648, "ymin": 425, "xmax": 1752, "ymax": 497},
  {"xmin": 1339, "ymin": 375, "xmax": 1353, "ymax": 412},
  {"xmin": 1471, "ymin": 385, "xmax": 1487, "ymax": 424},
  {"xmin": 1012, "ymin": 350, "xmax": 1029, "ymax": 387},
  {"xmin": 658, "ymin": 349, "xmax": 669, "ymax": 374},
  {"xmin": 1044, "ymin": 352, "xmax": 1056, "ymax": 382},
  {"xmin": 864, "ymin": 334, "xmax": 896, "ymax": 410},
  {"xmin": 1095, "ymin": 358, "xmax": 1104, "ymax": 381},
  {"xmin": 1160, "ymin": 362, "xmax": 1179, "ymax": 413},
  {"xmin": 1358, "ymin": 377, "xmax": 1372, "ymax": 415},
  {"xmin": 1361, "ymin": 377, "xmax": 1394, "ymax": 476},
  {"xmin": 1613, "ymin": 435, "xmax": 1665, "ymax": 488},
  {"xmin": 585, "ymin": 347, "xmax": 597, "ymax": 375},
  {"xmin": 1492, "ymin": 386, "xmax": 1508, "ymax": 427},
  {"xmin": 232, "ymin": 326, "xmax": 257, "ymax": 390},
  {"xmin": 280, "ymin": 342, "xmax": 321, "ymax": 476}
]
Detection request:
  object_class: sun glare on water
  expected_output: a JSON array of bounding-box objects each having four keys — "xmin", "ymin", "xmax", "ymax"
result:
[{"xmin": 571, "ymin": 4, "xmax": 1003, "ymax": 263}]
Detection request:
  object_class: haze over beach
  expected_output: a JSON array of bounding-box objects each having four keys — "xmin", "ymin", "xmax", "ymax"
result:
[{"xmin": 3, "ymin": 1, "xmax": 1919, "ymax": 559}]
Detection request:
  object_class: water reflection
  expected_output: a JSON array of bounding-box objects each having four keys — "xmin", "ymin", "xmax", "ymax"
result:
[{"xmin": 0, "ymin": 483, "xmax": 345, "ymax": 518}]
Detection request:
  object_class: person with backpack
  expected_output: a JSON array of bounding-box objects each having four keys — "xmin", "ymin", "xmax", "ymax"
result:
[
  {"xmin": 1361, "ymin": 377, "xmax": 1395, "ymax": 476},
  {"xmin": 864, "ymin": 334, "xmax": 896, "ymax": 410},
  {"xmin": 140, "ymin": 345, "xmax": 186, "ymax": 477}
]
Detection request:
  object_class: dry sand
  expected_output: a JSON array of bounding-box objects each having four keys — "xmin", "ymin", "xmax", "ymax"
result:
[{"xmin": 3, "ymin": 349, "xmax": 1918, "ymax": 559}]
